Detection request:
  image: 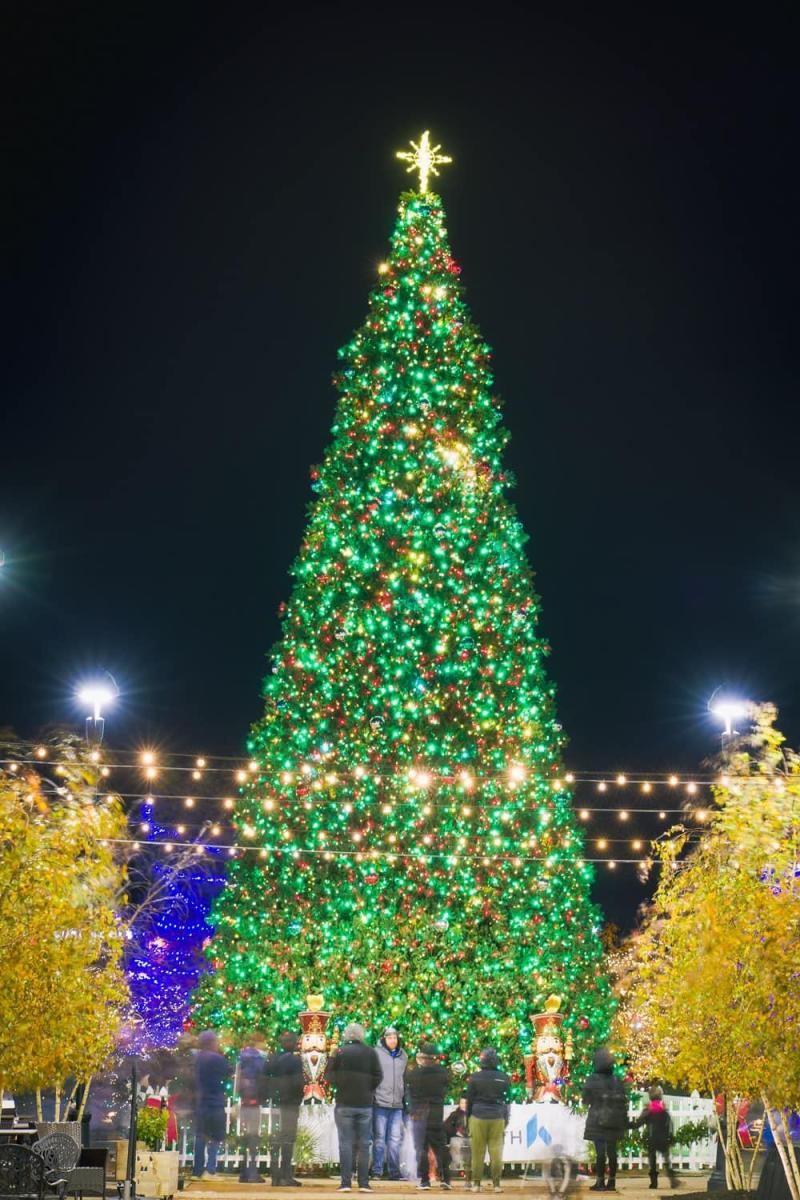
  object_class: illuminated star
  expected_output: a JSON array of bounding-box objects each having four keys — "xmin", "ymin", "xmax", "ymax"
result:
[{"xmin": 396, "ymin": 130, "xmax": 452, "ymax": 193}]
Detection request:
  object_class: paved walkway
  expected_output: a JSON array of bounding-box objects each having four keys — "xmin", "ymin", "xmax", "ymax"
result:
[{"xmin": 184, "ymin": 1175, "xmax": 705, "ymax": 1198}]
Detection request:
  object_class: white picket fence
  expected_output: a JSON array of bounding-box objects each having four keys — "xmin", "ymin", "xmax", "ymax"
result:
[
  {"xmin": 175, "ymin": 1093, "xmax": 717, "ymax": 1173},
  {"xmin": 620, "ymin": 1092, "xmax": 716, "ymax": 1172}
]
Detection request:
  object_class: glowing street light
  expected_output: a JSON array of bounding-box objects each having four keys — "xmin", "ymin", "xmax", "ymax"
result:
[
  {"xmin": 77, "ymin": 675, "xmax": 118, "ymax": 745},
  {"xmin": 709, "ymin": 695, "xmax": 751, "ymax": 742}
]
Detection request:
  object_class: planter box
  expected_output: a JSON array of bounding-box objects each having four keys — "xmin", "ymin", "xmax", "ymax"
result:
[
  {"xmin": 151, "ymin": 1150, "xmax": 180, "ymax": 1197},
  {"xmin": 134, "ymin": 1149, "xmax": 179, "ymax": 1198},
  {"xmin": 113, "ymin": 1140, "xmax": 132, "ymax": 1181},
  {"xmin": 113, "ymin": 1142, "xmax": 179, "ymax": 1196}
]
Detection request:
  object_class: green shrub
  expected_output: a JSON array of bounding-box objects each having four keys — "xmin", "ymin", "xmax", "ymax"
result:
[{"xmin": 137, "ymin": 1106, "xmax": 169, "ymax": 1151}]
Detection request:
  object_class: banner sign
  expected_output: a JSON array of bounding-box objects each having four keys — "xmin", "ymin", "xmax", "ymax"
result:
[{"xmin": 297, "ymin": 1102, "xmax": 587, "ymax": 1165}]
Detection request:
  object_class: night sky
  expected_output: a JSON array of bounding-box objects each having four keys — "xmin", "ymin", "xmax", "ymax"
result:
[{"xmin": 3, "ymin": 4, "xmax": 799, "ymax": 924}]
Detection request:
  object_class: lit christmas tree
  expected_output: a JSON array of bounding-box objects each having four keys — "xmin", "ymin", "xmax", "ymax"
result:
[
  {"xmin": 127, "ymin": 801, "xmax": 225, "ymax": 1050},
  {"xmin": 196, "ymin": 135, "xmax": 611, "ymax": 1091}
]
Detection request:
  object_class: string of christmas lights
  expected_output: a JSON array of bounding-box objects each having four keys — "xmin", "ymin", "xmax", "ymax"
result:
[
  {"xmin": 2, "ymin": 748, "xmax": 723, "ymax": 785},
  {"xmin": 107, "ymin": 833, "xmax": 691, "ymax": 866}
]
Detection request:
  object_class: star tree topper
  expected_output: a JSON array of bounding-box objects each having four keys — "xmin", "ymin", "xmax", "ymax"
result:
[{"xmin": 396, "ymin": 130, "xmax": 452, "ymax": 193}]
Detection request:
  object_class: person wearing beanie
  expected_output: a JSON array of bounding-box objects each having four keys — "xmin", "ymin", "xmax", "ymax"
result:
[
  {"xmin": 582, "ymin": 1048, "xmax": 629, "ymax": 1192},
  {"xmin": 408, "ymin": 1043, "xmax": 451, "ymax": 1191},
  {"xmin": 266, "ymin": 1031, "xmax": 305, "ymax": 1187},
  {"xmin": 633, "ymin": 1086, "xmax": 677, "ymax": 1189},
  {"xmin": 325, "ymin": 1023, "xmax": 382, "ymax": 1192},
  {"xmin": 372, "ymin": 1026, "xmax": 409, "ymax": 1180},
  {"xmin": 466, "ymin": 1048, "xmax": 511, "ymax": 1193}
]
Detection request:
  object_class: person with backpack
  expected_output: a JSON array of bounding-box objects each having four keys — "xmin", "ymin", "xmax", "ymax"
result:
[
  {"xmin": 633, "ymin": 1086, "xmax": 677, "ymax": 1189},
  {"xmin": 582, "ymin": 1048, "xmax": 629, "ymax": 1192},
  {"xmin": 466, "ymin": 1048, "xmax": 511, "ymax": 1193},
  {"xmin": 267, "ymin": 1032, "xmax": 306, "ymax": 1187},
  {"xmin": 235, "ymin": 1032, "xmax": 268, "ymax": 1183}
]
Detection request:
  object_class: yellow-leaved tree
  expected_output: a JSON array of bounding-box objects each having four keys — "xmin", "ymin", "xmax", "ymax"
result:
[
  {"xmin": 616, "ymin": 705, "xmax": 800, "ymax": 1199},
  {"xmin": 0, "ymin": 736, "xmax": 130, "ymax": 1118}
]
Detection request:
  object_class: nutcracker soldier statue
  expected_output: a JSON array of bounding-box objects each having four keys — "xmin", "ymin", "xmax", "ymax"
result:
[
  {"xmin": 298, "ymin": 994, "xmax": 337, "ymax": 1101},
  {"xmin": 524, "ymin": 994, "xmax": 573, "ymax": 1102}
]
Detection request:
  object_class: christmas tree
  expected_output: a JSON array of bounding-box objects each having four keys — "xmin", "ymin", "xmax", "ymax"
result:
[
  {"xmin": 197, "ymin": 136, "xmax": 611, "ymax": 1090},
  {"xmin": 127, "ymin": 801, "xmax": 225, "ymax": 1050}
]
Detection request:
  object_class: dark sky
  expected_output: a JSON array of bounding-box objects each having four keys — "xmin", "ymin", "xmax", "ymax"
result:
[{"xmin": 3, "ymin": 4, "xmax": 799, "ymax": 923}]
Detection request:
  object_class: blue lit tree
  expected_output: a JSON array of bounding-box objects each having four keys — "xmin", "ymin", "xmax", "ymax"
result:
[{"xmin": 126, "ymin": 803, "xmax": 225, "ymax": 1051}]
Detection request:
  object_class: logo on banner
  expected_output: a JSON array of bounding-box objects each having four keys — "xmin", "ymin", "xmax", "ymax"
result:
[{"xmin": 526, "ymin": 1114, "xmax": 553, "ymax": 1147}]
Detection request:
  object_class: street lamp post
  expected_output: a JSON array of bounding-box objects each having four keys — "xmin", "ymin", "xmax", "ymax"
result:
[
  {"xmin": 709, "ymin": 696, "xmax": 751, "ymax": 747},
  {"xmin": 77, "ymin": 679, "xmax": 117, "ymax": 745}
]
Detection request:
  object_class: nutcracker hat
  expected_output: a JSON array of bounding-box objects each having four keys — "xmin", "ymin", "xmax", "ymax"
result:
[
  {"xmin": 532, "ymin": 993, "xmax": 565, "ymax": 1038},
  {"xmin": 299, "ymin": 993, "xmax": 331, "ymax": 1036}
]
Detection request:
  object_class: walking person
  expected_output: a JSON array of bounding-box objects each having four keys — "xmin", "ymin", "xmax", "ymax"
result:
[
  {"xmin": 372, "ymin": 1027, "xmax": 408, "ymax": 1180},
  {"xmin": 326, "ymin": 1023, "xmax": 382, "ymax": 1193},
  {"xmin": 172, "ymin": 1034, "xmax": 198, "ymax": 1155},
  {"xmin": 235, "ymin": 1032, "xmax": 268, "ymax": 1182},
  {"xmin": 267, "ymin": 1032, "xmax": 305, "ymax": 1187},
  {"xmin": 582, "ymin": 1048, "xmax": 629, "ymax": 1192},
  {"xmin": 466, "ymin": 1048, "xmax": 511, "ymax": 1193},
  {"xmin": 407, "ymin": 1042, "xmax": 450, "ymax": 1191},
  {"xmin": 634, "ymin": 1086, "xmax": 677, "ymax": 1189},
  {"xmin": 192, "ymin": 1030, "xmax": 233, "ymax": 1180},
  {"xmin": 443, "ymin": 1094, "xmax": 471, "ymax": 1179}
]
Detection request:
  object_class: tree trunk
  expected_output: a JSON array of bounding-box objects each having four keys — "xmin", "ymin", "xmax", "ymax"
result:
[
  {"xmin": 35, "ymin": 1088, "xmax": 43, "ymax": 1122},
  {"xmin": 54, "ymin": 1083, "xmax": 62, "ymax": 1122},
  {"xmin": 707, "ymin": 1090, "xmax": 741, "ymax": 1190},
  {"xmin": 77, "ymin": 1078, "xmax": 92, "ymax": 1123},
  {"xmin": 779, "ymin": 1109, "xmax": 800, "ymax": 1200},
  {"xmin": 762, "ymin": 1096, "xmax": 800, "ymax": 1200},
  {"xmin": 725, "ymin": 1099, "xmax": 745, "ymax": 1190},
  {"xmin": 62, "ymin": 1082, "xmax": 78, "ymax": 1121},
  {"xmin": 746, "ymin": 1112, "xmax": 766, "ymax": 1189}
]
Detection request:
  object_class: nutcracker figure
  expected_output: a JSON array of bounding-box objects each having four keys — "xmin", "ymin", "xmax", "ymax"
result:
[
  {"xmin": 298, "ymin": 993, "xmax": 336, "ymax": 1101},
  {"xmin": 525, "ymin": 994, "xmax": 572, "ymax": 1102}
]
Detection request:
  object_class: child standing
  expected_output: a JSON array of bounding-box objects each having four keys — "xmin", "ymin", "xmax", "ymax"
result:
[{"xmin": 634, "ymin": 1087, "xmax": 677, "ymax": 1189}]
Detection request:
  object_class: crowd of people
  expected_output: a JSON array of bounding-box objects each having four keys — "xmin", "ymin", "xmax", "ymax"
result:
[
  {"xmin": 188, "ymin": 1024, "xmax": 512, "ymax": 1192},
  {"xmin": 324, "ymin": 1024, "xmax": 512, "ymax": 1193},
  {"xmin": 188, "ymin": 1029, "xmax": 676, "ymax": 1193},
  {"xmin": 185, "ymin": 1028, "xmax": 300, "ymax": 1185}
]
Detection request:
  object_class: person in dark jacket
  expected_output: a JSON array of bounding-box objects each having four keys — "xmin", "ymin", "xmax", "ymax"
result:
[
  {"xmin": 372, "ymin": 1027, "xmax": 409, "ymax": 1180},
  {"xmin": 634, "ymin": 1086, "xmax": 676, "ymax": 1189},
  {"xmin": 173, "ymin": 1034, "xmax": 198, "ymax": 1150},
  {"xmin": 407, "ymin": 1042, "xmax": 451, "ymax": 1191},
  {"xmin": 192, "ymin": 1030, "xmax": 232, "ymax": 1180},
  {"xmin": 325, "ymin": 1023, "xmax": 382, "ymax": 1192},
  {"xmin": 235, "ymin": 1032, "xmax": 268, "ymax": 1182},
  {"xmin": 466, "ymin": 1048, "xmax": 511, "ymax": 1193},
  {"xmin": 267, "ymin": 1031, "xmax": 305, "ymax": 1187},
  {"xmin": 443, "ymin": 1095, "xmax": 471, "ymax": 1177},
  {"xmin": 582, "ymin": 1048, "xmax": 629, "ymax": 1192}
]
